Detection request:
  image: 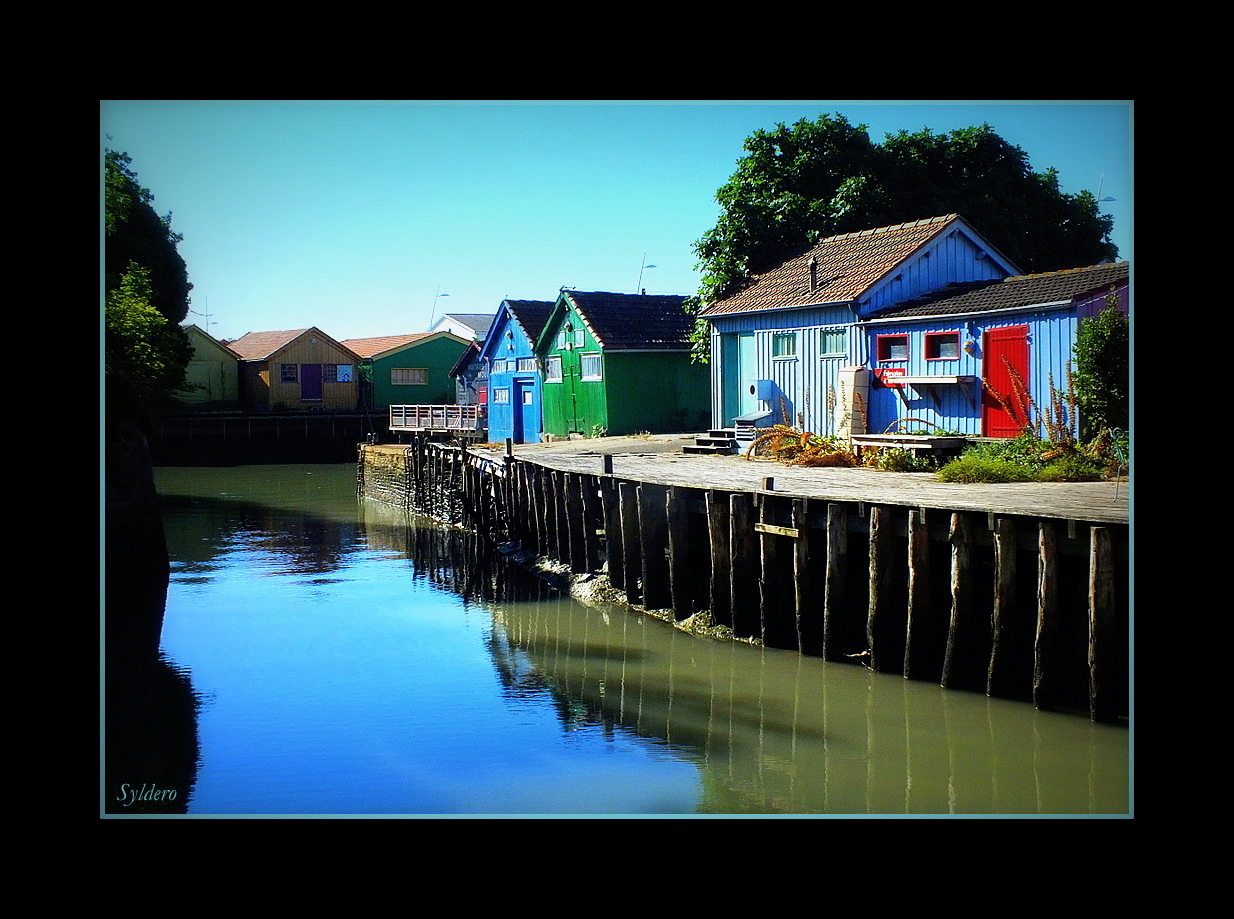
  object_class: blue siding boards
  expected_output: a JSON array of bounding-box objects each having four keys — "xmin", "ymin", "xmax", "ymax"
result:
[
  {"xmin": 701, "ymin": 215, "xmax": 1018, "ymax": 437},
  {"xmin": 864, "ymin": 261, "xmax": 1129, "ymax": 436},
  {"xmin": 700, "ymin": 214, "xmax": 1130, "ymax": 439},
  {"xmin": 479, "ymin": 299, "xmax": 555, "ymax": 444}
]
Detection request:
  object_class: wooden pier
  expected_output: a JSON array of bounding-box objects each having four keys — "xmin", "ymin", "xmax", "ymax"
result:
[{"xmin": 358, "ymin": 434, "xmax": 1129, "ymax": 722}]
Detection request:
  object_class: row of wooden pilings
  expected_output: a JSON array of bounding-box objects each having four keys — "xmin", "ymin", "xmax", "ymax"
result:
[{"xmin": 357, "ymin": 439, "xmax": 1129, "ymax": 723}]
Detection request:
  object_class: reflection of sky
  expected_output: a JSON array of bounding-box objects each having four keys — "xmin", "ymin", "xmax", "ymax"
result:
[{"xmin": 161, "ymin": 508, "xmax": 702, "ymax": 816}]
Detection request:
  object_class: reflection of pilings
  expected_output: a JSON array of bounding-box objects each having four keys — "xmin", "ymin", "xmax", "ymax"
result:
[
  {"xmin": 358, "ymin": 442, "xmax": 1129, "ymax": 723},
  {"xmin": 487, "ymin": 593, "xmax": 1128, "ymax": 814}
]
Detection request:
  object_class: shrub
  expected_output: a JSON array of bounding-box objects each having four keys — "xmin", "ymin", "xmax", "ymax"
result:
[{"xmin": 937, "ymin": 455, "xmax": 1035, "ymax": 483}]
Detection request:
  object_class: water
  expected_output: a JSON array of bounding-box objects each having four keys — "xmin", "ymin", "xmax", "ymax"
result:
[{"xmin": 143, "ymin": 464, "xmax": 1131, "ymax": 816}]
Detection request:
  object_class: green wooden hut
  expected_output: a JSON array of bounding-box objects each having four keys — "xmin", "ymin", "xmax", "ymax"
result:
[
  {"xmin": 182, "ymin": 323, "xmax": 240, "ymax": 405},
  {"xmin": 534, "ymin": 290, "xmax": 709, "ymax": 438},
  {"xmin": 342, "ymin": 331, "xmax": 470, "ymax": 411}
]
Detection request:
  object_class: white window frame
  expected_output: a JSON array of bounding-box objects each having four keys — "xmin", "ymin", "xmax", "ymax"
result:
[
  {"xmin": 580, "ymin": 352, "xmax": 602, "ymax": 381},
  {"xmin": 545, "ymin": 356, "xmax": 563, "ymax": 383}
]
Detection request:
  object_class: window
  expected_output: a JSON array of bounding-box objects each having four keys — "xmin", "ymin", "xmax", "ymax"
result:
[
  {"xmin": 772, "ymin": 332, "xmax": 797, "ymax": 359},
  {"xmin": 581, "ymin": 353, "xmax": 602, "ymax": 380},
  {"xmin": 491, "ymin": 359, "xmax": 508, "ymax": 374},
  {"xmin": 820, "ymin": 329, "xmax": 846, "ymax": 356},
  {"xmin": 545, "ymin": 356, "xmax": 563, "ymax": 383},
  {"xmin": 281, "ymin": 363, "xmax": 298, "ymax": 383},
  {"xmin": 516, "ymin": 358, "xmax": 538, "ymax": 372},
  {"xmin": 392, "ymin": 367, "xmax": 428, "ymax": 385},
  {"xmin": 876, "ymin": 334, "xmax": 908, "ymax": 362},
  {"xmin": 925, "ymin": 331, "xmax": 960, "ymax": 360},
  {"xmin": 324, "ymin": 364, "xmax": 354, "ymax": 383},
  {"xmin": 493, "ymin": 388, "xmax": 510, "ymax": 403}
]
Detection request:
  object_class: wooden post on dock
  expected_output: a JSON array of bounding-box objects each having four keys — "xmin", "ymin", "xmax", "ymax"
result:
[
  {"xmin": 618, "ymin": 481, "xmax": 642, "ymax": 605},
  {"xmin": 729, "ymin": 492, "xmax": 758, "ymax": 640},
  {"xmin": 666, "ymin": 486, "xmax": 691, "ymax": 619},
  {"xmin": 903, "ymin": 508, "xmax": 930, "ymax": 679},
  {"xmin": 706, "ymin": 490, "xmax": 732, "ymax": 627},
  {"xmin": 941, "ymin": 512, "xmax": 973, "ymax": 688},
  {"xmin": 564, "ymin": 471, "xmax": 586, "ymax": 572},
  {"xmin": 600, "ymin": 477, "xmax": 623, "ymax": 590},
  {"xmin": 987, "ymin": 516, "xmax": 1017, "ymax": 697},
  {"xmin": 1088, "ymin": 526, "xmax": 1120, "ymax": 722},
  {"xmin": 792, "ymin": 498, "xmax": 810, "ymax": 654},
  {"xmin": 822, "ymin": 502, "xmax": 847, "ymax": 661},
  {"xmin": 1033, "ymin": 520, "xmax": 1059, "ymax": 710},
  {"xmin": 866, "ymin": 505, "xmax": 895, "ymax": 672},
  {"xmin": 638, "ymin": 484, "xmax": 671, "ymax": 611}
]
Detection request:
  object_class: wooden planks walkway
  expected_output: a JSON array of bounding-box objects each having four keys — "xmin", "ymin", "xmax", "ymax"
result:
[{"xmin": 471, "ymin": 434, "xmax": 1129, "ymax": 526}]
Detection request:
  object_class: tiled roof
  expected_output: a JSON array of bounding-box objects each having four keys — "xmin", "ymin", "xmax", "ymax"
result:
[
  {"xmin": 563, "ymin": 291, "xmax": 693, "ymax": 350},
  {"xmin": 869, "ymin": 261, "xmax": 1130, "ymax": 320},
  {"xmin": 700, "ymin": 214, "xmax": 966, "ymax": 317},
  {"xmin": 504, "ymin": 299, "xmax": 555, "ymax": 342},
  {"xmin": 226, "ymin": 328, "xmax": 311, "ymax": 360},
  {"xmin": 340, "ymin": 333, "xmax": 431, "ymax": 359}
]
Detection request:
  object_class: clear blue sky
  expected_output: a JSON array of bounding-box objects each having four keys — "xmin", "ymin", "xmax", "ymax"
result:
[{"xmin": 100, "ymin": 100, "xmax": 1132, "ymax": 344}]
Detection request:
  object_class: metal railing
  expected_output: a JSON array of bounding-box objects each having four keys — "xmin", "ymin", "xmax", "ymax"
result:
[{"xmin": 388, "ymin": 404, "xmax": 480, "ymax": 431}]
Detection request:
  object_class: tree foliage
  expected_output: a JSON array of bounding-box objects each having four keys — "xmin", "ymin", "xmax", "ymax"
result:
[
  {"xmin": 104, "ymin": 147, "xmax": 193, "ymax": 428},
  {"xmin": 693, "ymin": 114, "xmax": 1118, "ymax": 305},
  {"xmin": 1072, "ymin": 293, "xmax": 1129, "ymax": 437}
]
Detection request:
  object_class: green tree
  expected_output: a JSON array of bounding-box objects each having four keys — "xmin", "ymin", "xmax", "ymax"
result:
[
  {"xmin": 1072, "ymin": 292, "xmax": 1129, "ymax": 438},
  {"xmin": 104, "ymin": 148, "xmax": 193, "ymax": 428},
  {"xmin": 693, "ymin": 114, "xmax": 1117, "ymax": 308},
  {"xmin": 106, "ymin": 263, "xmax": 194, "ymax": 425}
]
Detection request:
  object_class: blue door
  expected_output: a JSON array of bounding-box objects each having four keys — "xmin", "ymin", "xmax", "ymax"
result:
[{"xmin": 514, "ymin": 379, "xmax": 539, "ymax": 444}]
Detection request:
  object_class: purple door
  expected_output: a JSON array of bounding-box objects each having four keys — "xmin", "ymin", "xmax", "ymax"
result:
[{"xmin": 301, "ymin": 363, "xmax": 323, "ymax": 402}]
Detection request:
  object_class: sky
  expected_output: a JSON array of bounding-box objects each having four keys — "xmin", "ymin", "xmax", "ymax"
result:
[{"xmin": 100, "ymin": 100, "xmax": 1132, "ymax": 345}]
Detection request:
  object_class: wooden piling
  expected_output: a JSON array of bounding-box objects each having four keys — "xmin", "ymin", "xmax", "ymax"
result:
[
  {"xmin": 822, "ymin": 502, "xmax": 847, "ymax": 661},
  {"xmin": 706, "ymin": 490, "xmax": 732, "ymax": 627},
  {"xmin": 638, "ymin": 483, "xmax": 671, "ymax": 611},
  {"xmin": 618, "ymin": 481, "xmax": 642, "ymax": 605},
  {"xmin": 987, "ymin": 516, "xmax": 1017, "ymax": 697},
  {"xmin": 1033, "ymin": 520, "xmax": 1059, "ymax": 711},
  {"xmin": 729, "ymin": 492, "xmax": 758, "ymax": 640},
  {"xmin": 1088, "ymin": 526, "xmax": 1120, "ymax": 723},
  {"xmin": 940, "ymin": 512, "xmax": 973, "ymax": 688},
  {"xmin": 904, "ymin": 508, "xmax": 930, "ymax": 679}
]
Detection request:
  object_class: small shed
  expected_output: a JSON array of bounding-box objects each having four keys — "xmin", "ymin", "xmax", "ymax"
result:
[
  {"xmin": 181, "ymin": 323, "xmax": 240, "ymax": 405},
  {"xmin": 227, "ymin": 327, "xmax": 360, "ymax": 412},
  {"xmin": 535, "ymin": 290, "xmax": 709, "ymax": 438},
  {"xmin": 698, "ymin": 214, "xmax": 1020, "ymax": 439},
  {"xmin": 861, "ymin": 261, "xmax": 1130, "ymax": 437},
  {"xmin": 341, "ymin": 331, "xmax": 470, "ymax": 412},
  {"xmin": 480, "ymin": 298, "xmax": 555, "ymax": 444}
]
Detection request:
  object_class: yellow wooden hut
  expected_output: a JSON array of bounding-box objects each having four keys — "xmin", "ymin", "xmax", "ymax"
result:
[{"xmin": 226, "ymin": 327, "xmax": 361, "ymax": 411}]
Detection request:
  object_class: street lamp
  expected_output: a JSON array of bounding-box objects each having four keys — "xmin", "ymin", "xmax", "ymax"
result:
[
  {"xmin": 429, "ymin": 286, "xmax": 449, "ymax": 328},
  {"xmin": 637, "ymin": 253, "xmax": 656, "ymax": 294}
]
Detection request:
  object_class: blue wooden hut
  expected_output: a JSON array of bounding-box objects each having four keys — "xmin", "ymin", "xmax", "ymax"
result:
[
  {"xmin": 479, "ymin": 299, "xmax": 555, "ymax": 444},
  {"xmin": 697, "ymin": 215, "xmax": 1021, "ymax": 440},
  {"xmin": 860, "ymin": 261, "xmax": 1129, "ymax": 437}
]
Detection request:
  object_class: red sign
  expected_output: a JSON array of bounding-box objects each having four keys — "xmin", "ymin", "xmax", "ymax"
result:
[{"xmin": 875, "ymin": 367, "xmax": 905, "ymax": 387}]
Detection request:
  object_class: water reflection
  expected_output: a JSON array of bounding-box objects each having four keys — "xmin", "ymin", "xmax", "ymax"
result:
[{"xmin": 146, "ymin": 465, "xmax": 1129, "ymax": 816}]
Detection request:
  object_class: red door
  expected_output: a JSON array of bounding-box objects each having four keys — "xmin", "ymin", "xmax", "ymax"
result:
[{"xmin": 982, "ymin": 325, "xmax": 1029, "ymax": 437}]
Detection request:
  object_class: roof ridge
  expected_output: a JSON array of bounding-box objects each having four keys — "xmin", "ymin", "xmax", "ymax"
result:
[
  {"xmin": 824, "ymin": 213, "xmax": 958, "ymax": 244},
  {"xmin": 1005, "ymin": 261, "xmax": 1129, "ymax": 282}
]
